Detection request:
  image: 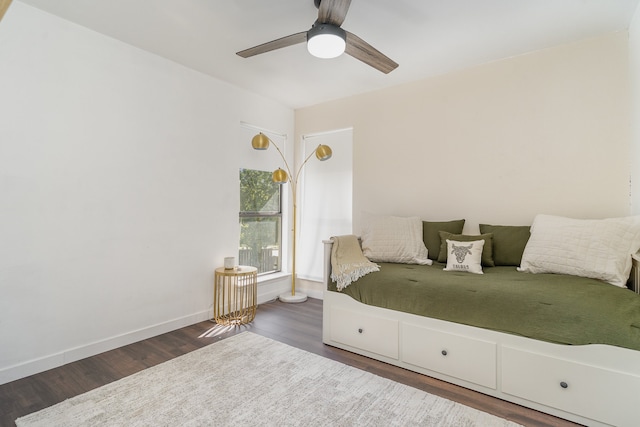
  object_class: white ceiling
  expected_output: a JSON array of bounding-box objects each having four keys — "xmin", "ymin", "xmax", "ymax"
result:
[{"xmin": 15, "ymin": 0, "xmax": 640, "ymax": 109}]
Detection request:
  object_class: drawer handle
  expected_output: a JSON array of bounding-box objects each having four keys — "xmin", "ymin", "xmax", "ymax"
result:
[
  {"xmin": 358, "ymin": 328, "xmax": 363, "ymax": 334},
  {"xmin": 560, "ymin": 381, "xmax": 568, "ymax": 389},
  {"xmin": 441, "ymin": 350, "xmax": 448, "ymax": 356}
]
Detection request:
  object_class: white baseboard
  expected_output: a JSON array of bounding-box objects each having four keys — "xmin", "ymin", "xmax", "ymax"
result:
[
  {"xmin": 1, "ymin": 278, "xmax": 302, "ymax": 385},
  {"xmin": 294, "ymin": 277, "xmax": 324, "ymax": 300},
  {"xmin": 0, "ymin": 309, "xmax": 211, "ymax": 385},
  {"xmin": 256, "ymin": 273, "xmax": 290, "ymax": 303},
  {"xmin": 258, "ymin": 275, "xmax": 325, "ymax": 301}
]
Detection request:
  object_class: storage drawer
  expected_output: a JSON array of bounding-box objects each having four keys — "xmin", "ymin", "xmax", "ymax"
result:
[
  {"xmin": 502, "ymin": 346, "xmax": 640, "ymax": 427},
  {"xmin": 329, "ymin": 306, "xmax": 399, "ymax": 359},
  {"xmin": 401, "ymin": 323, "xmax": 497, "ymax": 389}
]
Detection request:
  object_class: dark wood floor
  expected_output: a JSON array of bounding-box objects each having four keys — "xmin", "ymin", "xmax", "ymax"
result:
[{"xmin": 0, "ymin": 298, "xmax": 579, "ymax": 427}]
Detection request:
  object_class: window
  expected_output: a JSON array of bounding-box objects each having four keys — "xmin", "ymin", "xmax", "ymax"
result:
[{"xmin": 239, "ymin": 168, "xmax": 282, "ymax": 275}]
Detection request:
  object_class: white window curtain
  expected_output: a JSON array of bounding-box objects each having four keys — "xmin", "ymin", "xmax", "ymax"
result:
[{"xmin": 298, "ymin": 128, "xmax": 353, "ymax": 281}]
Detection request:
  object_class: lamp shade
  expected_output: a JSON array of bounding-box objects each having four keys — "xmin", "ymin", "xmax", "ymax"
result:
[
  {"xmin": 315, "ymin": 144, "xmax": 332, "ymax": 161},
  {"xmin": 307, "ymin": 24, "xmax": 346, "ymax": 59},
  {"xmin": 251, "ymin": 133, "xmax": 270, "ymax": 150},
  {"xmin": 272, "ymin": 168, "xmax": 289, "ymax": 184}
]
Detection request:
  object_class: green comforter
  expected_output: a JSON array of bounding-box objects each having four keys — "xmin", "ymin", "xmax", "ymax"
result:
[{"xmin": 330, "ymin": 262, "xmax": 640, "ymax": 351}]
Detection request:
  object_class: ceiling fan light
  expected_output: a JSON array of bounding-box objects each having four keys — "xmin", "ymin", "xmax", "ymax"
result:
[{"xmin": 307, "ymin": 24, "xmax": 346, "ymax": 59}]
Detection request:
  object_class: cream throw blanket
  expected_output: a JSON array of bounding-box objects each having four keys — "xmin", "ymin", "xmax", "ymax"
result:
[{"xmin": 331, "ymin": 235, "xmax": 380, "ymax": 290}]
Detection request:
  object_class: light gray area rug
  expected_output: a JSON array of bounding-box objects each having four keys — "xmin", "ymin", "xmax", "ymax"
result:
[{"xmin": 17, "ymin": 332, "xmax": 522, "ymax": 426}]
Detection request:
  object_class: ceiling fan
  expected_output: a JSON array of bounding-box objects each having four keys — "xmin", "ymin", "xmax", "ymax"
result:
[{"xmin": 236, "ymin": 0, "xmax": 398, "ymax": 74}]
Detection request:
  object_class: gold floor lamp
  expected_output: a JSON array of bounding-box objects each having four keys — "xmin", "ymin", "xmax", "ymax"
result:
[{"xmin": 251, "ymin": 133, "xmax": 332, "ymax": 303}]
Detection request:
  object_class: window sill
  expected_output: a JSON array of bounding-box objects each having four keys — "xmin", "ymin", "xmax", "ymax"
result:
[{"xmin": 257, "ymin": 271, "xmax": 290, "ymax": 285}]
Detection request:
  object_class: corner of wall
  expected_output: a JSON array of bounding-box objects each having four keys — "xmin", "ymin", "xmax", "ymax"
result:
[{"xmin": 629, "ymin": 4, "xmax": 640, "ymax": 214}]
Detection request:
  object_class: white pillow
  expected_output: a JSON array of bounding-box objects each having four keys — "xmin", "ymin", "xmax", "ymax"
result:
[
  {"xmin": 518, "ymin": 214, "xmax": 640, "ymax": 287},
  {"xmin": 443, "ymin": 239, "xmax": 484, "ymax": 274},
  {"xmin": 361, "ymin": 214, "xmax": 432, "ymax": 265}
]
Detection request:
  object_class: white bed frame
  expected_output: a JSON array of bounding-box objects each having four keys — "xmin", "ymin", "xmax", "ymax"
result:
[{"xmin": 322, "ymin": 240, "xmax": 640, "ymax": 427}]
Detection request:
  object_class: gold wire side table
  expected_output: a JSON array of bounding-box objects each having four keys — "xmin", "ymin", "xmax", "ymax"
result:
[{"xmin": 213, "ymin": 266, "xmax": 258, "ymax": 325}]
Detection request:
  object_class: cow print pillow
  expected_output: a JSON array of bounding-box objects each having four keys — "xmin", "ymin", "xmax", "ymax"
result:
[{"xmin": 443, "ymin": 239, "xmax": 484, "ymax": 274}]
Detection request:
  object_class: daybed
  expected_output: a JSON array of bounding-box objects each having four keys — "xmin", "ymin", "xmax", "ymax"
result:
[{"xmin": 322, "ymin": 215, "xmax": 640, "ymax": 427}]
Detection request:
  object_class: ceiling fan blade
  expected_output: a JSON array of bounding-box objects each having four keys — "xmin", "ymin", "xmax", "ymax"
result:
[
  {"xmin": 317, "ymin": 0, "xmax": 352, "ymax": 26},
  {"xmin": 236, "ymin": 32, "xmax": 307, "ymax": 58},
  {"xmin": 345, "ymin": 31, "xmax": 398, "ymax": 74}
]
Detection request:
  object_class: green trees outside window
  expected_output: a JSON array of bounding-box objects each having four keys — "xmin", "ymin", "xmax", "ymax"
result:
[{"xmin": 239, "ymin": 169, "xmax": 282, "ymax": 274}]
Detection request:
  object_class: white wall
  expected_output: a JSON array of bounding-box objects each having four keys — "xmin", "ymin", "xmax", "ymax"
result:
[
  {"xmin": 1, "ymin": 2, "xmax": 636, "ymax": 385},
  {"xmin": 0, "ymin": 3, "xmax": 293, "ymax": 383},
  {"xmin": 631, "ymin": 4, "xmax": 640, "ymax": 215},
  {"xmin": 296, "ymin": 32, "xmax": 631, "ymax": 236}
]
